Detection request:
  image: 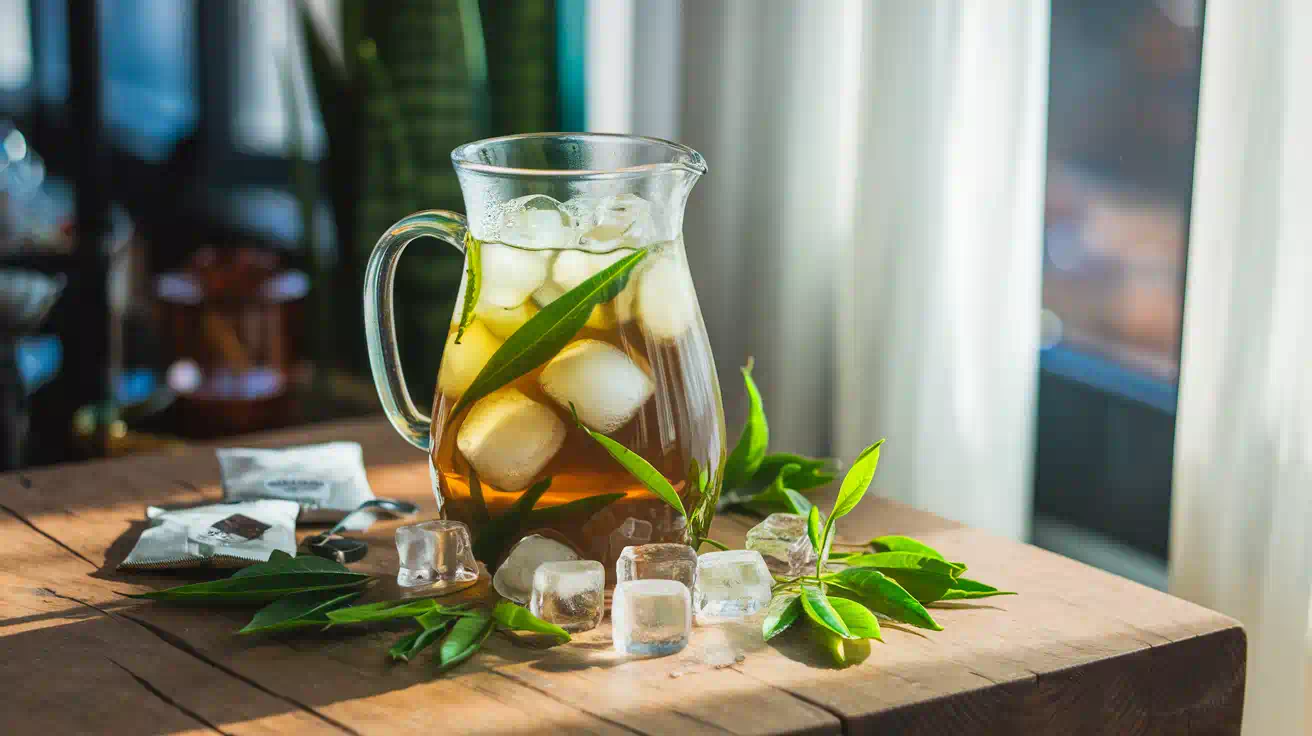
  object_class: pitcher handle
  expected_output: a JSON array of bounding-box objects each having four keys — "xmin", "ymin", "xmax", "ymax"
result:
[{"xmin": 364, "ymin": 210, "xmax": 468, "ymax": 451}]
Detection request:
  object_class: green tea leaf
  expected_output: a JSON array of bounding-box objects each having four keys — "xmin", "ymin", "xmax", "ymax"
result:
[
  {"xmin": 938, "ymin": 578, "xmax": 1017, "ymax": 601},
  {"xmin": 327, "ymin": 599, "xmax": 472, "ymax": 625},
  {"xmin": 820, "ymin": 440, "xmax": 885, "ymax": 551},
  {"xmin": 746, "ymin": 463, "xmax": 812, "ymax": 516},
  {"xmin": 808, "ymin": 621, "xmax": 872, "ymax": 666},
  {"xmin": 127, "ymin": 568, "xmax": 372, "ymax": 603},
  {"xmin": 752, "ymin": 454, "xmax": 837, "ymax": 492},
  {"xmin": 869, "ymin": 535, "xmax": 945, "ymax": 560},
  {"xmin": 467, "ymin": 465, "xmax": 490, "ymax": 525},
  {"xmin": 239, "ymin": 589, "xmax": 362, "ymax": 634},
  {"xmin": 722, "ymin": 359, "xmax": 768, "ymax": 490},
  {"xmin": 762, "ymin": 593, "xmax": 802, "ymax": 641},
  {"xmin": 231, "ymin": 553, "xmax": 352, "ymax": 578},
  {"xmin": 491, "ymin": 601, "xmax": 571, "ymax": 642},
  {"xmin": 843, "ymin": 552, "xmax": 965, "ymax": 578},
  {"xmin": 453, "ymin": 232, "xmax": 481, "ymax": 344},
  {"xmin": 388, "ymin": 621, "xmax": 452, "ymax": 663},
  {"xmin": 572, "ymin": 405, "xmax": 685, "ymax": 517},
  {"xmin": 438, "ymin": 611, "xmax": 496, "ymax": 672},
  {"xmin": 473, "ymin": 477, "xmax": 554, "ymax": 565},
  {"xmin": 826, "ymin": 597, "xmax": 882, "ymax": 641},
  {"xmin": 824, "ymin": 567, "xmax": 941, "ymax": 630},
  {"xmin": 807, "ymin": 506, "xmax": 824, "ymax": 557},
  {"xmin": 448, "ymin": 250, "xmax": 648, "ymax": 419},
  {"xmin": 800, "ymin": 586, "xmax": 851, "ymax": 639},
  {"xmin": 525, "ymin": 493, "xmax": 624, "ymax": 527},
  {"xmin": 833, "ymin": 566, "xmax": 955, "ymax": 604}
]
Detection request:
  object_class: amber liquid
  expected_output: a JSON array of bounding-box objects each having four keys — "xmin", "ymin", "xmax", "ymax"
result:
[{"xmin": 428, "ymin": 240, "xmax": 726, "ymax": 578}]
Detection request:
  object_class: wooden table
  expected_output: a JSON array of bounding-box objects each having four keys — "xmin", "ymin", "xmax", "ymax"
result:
[{"xmin": 1, "ymin": 418, "xmax": 1245, "ymax": 735}]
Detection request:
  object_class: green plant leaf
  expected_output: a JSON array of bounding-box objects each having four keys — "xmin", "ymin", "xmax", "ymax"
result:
[
  {"xmin": 800, "ymin": 586, "xmax": 852, "ymax": 639},
  {"xmin": 448, "ymin": 250, "xmax": 648, "ymax": 419},
  {"xmin": 572, "ymin": 405, "xmax": 685, "ymax": 517},
  {"xmin": 833, "ymin": 566, "xmax": 956, "ymax": 604},
  {"xmin": 826, "ymin": 597, "xmax": 882, "ymax": 641},
  {"xmin": 824, "ymin": 567, "xmax": 941, "ymax": 630},
  {"xmin": 938, "ymin": 578, "xmax": 1017, "ymax": 601},
  {"xmin": 467, "ymin": 465, "xmax": 490, "ymax": 525},
  {"xmin": 472, "ymin": 477, "xmax": 554, "ymax": 566},
  {"xmin": 722, "ymin": 359, "xmax": 768, "ymax": 490},
  {"xmin": 807, "ymin": 506, "xmax": 824, "ymax": 555},
  {"xmin": 762, "ymin": 593, "xmax": 802, "ymax": 641},
  {"xmin": 239, "ymin": 589, "xmax": 362, "ymax": 634},
  {"xmin": 491, "ymin": 601, "xmax": 571, "ymax": 642},
  {"xmin": 524, "ymin": 493, "xmax": 624, "ymax": 528},
  {"xmin": 869, "ymin": 535, "xmax": 945, "ymax": 560},
  {"xmin": 128, "ymin": 555, "xmax": 372, "ymax": 603},
  {"xmin": 807, "ymin": 621, "xmax": 870, "ymax": 666},
  {"xmin": 843, "ymin": 552, "xmax": 965, "ymax": 578},
  {"xmin": 820, "ymin": 440, "xmax": 885, "ymax": 552},
  {"xmin": 699, "ymin": 538, "xmax": 730, "ymax": 552},
  {"xmin": 438, "ymin": 611, "xmax": 496, "ymax": 672},
  {"xmin": 327, "ymin": 599, "xmax": 472, "ymax": 625},
  {"xmin": 388, "ymin": 620, "xmax": 452, "ymax": 663},
  {"xmin": 746, "ymin": 463, "xmax": 812, "ymax": 516},
  {"xmin": 453, "ymin": 232, "xmax": 481, "ymax": 344},
  {"xmin": 752, "ymin": 453, "xmax": 837, "ymax": 492}
]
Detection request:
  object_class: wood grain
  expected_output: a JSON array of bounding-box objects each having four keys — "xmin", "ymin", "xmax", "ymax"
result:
[{"xmin": 0, "ymin": 418, "xmax": 1245, "ymax": 735}]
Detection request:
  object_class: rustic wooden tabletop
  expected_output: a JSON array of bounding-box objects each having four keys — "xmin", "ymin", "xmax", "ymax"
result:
[{"xmin": 1, "ymin": 417, "xmax": 1245, "ymax": 735}]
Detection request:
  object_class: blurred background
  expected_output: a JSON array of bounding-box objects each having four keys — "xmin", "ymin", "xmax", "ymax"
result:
[{"xmin": 0, "ymin": 1, "xmax": 1304, "ymax": 730}]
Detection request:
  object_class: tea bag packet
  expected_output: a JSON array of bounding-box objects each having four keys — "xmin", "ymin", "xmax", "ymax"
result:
[
  {"xmin": 216, "ymin": 442, "xmax": 376, "ymax": 528},
  {"xmin": 118, "ymin": 499, "xmax": 299, "ymax": 570}
]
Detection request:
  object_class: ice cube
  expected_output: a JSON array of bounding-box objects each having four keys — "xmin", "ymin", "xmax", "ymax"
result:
[
  {"xmin": 529, "ymin": 559, "xmax": 605, "ymax": 632},
  {"xmin": 456, "ymin": 388, "xmax": 566, "ymax": 492},
  {"xmin": 559, "ymin": 197, "xmax": 601, "ymax": 233},
  {"xmin": 745, "ymin": 513, "xmax": 818, "ymax": 577},
  {"xmin": 492, "ymin": 533, "xmax": 581, "ymax": 604},
  {"xmin": 693, "ymin": 550, "xmax": 773, "ymax": 620},
  {"xmin": 438, "ymin": 321, "xmax": 503, "ymax": 397},
  {"xmin": 551, "ymin": 249, "xmax": 632, "ymax": 291},
  {"xmin": 616, "ymin": 543, "xmax": 698, "ymax": 589},
  {"xmin": 636, "ymin": 249, "xmax": 698, "ymax": 340},
  {"xmin": 531, "ymin": 280, "xmax": 565, "ymax": 308},
  {"xmin": 585, "ymin": 194, "xmax": 654, "ymax": 248},
  {"xmin": 395, "ymin": 520, "xmax": 478, "ymax": 589},
  {"xmin": 476, "ymin": 300, "xmax": 537, "ymax": 340},
  {"xmin": 499, "ymin": 196, "xmax": 575, "ymax": 250},
  {"xmin": 612, "ymin": 579, "xmax": 692, "ymax": 657},
  {"xmin": 608, "ymin": 517, "xmax": 653, "ymax": 559},
  {"xmin": 539, "ymin": 339, "xmax": 654, "ymax": 433},
  {"xmin": 479, "ymin": 243, "xmax": 550, "ymax": 308}
]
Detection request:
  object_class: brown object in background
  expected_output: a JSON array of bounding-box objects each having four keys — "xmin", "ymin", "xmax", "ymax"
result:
[{"xmin": 155, "ymin": 247, "xmax": 308, "ymax": 438}]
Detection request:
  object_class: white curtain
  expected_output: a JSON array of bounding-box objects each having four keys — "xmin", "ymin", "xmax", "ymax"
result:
[
  {"xmin": 597, "ymin": 1, "xmax": 1047, "ymax": 542},
  {"xmin": 1169, "ymin": 1, "xmax": 1312, "ymax": 732}
]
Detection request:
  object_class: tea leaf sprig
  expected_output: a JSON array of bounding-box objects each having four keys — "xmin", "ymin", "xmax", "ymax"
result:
[{"xmin": 127, "ymin": 550, "xmax": 569, "ymax": 672}]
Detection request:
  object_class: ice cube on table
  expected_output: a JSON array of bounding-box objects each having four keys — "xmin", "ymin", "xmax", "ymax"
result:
[
  {"xmin": 617, "ymin": 543, "xmax": 698, "ymax": 589},
  {"xmin": 609, "ymin": 517, "xmax": 654, "ymax": 560},
  {"xmin": 476, "ymin": 300, "xmax": 537, "ymax": 340},
  {"xmin": 539, "ymin": 339, "xmax": 654, "ymax": 433},
  {"xmin": 492, "ymin": 533, "xmax": 581, "ymax": 604},
  {"xmin": 394, "ymin": 520, "xmax": 478, "ymax": 590},
  {"xmin": 438, "ymin": 321, "xmax": 503, "ymax": 397},
  {"xmin": 745, "ymin": 513, "xmax": 818, "ymax": 577},
  {"xmin": 479, "ymin": 243, "xmax": 550, "ymax": 308},
  {"xmin": 693, "ymin": 550, "xmax": 774, "ymax": 620},
  {"xmin": 636, "ymin": 249, "xmax": 698, "ymax": 340},
  {"xmin": 456, "ymin": 388, "xmax": 566, "ymax": 493},
  {"xmin": 530, "ymin": 559, "xmax": 605, "ymax": 632},
  {"xmin": 499, "ymin": 196, "xmax": 576, "ymax": 251},
  {"xmin": 612, "ymin": 579, "xmax": 692, "ymax": 657}
]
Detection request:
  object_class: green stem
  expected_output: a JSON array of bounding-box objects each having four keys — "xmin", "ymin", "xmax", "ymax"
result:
[{"xmin": 699, "ymin": 538, "xmax": 730, "ymax": 552}]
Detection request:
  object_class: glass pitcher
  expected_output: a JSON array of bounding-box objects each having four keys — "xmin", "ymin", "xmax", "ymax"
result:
[{"xmin": 364, "ymin": 133, "xmax": 725, "ymax": 574}]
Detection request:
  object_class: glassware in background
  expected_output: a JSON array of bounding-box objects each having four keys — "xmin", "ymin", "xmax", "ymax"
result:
[{"xmin": 156, "ymin": 246, "xmax": 308, "ymax": 437}]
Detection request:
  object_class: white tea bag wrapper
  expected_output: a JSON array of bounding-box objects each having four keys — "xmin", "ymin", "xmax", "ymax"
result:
[
  {"xmin": 216, "ymin": 442, "xmax": 376, "ymax": 528},
  {"xmin": 118, "ymin": 499, "xmax": 299, "ymax": 570}
]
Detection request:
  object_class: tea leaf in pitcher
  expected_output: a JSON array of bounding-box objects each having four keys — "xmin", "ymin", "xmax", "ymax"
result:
[
  {"xmin": 472, "ymin": 477, "xmax": 554, "ymax": 566},
  {"xmin": 526, "ymin": 493, "xmax": 624, "ymax": 527},
  {"xmin": 571, "ymin": 404, "xmax": 686, "ymax": 518},
  {"xmin": 448, "ymin": 249, "xmax": 649, "ymax": 419},
  {"xmin": 722, "ymin": 358, "xmax": 768, "ymax": 490},
  {"xmin": 454, "ymin": 231, "xmax": 481, "ymax": 344}
]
